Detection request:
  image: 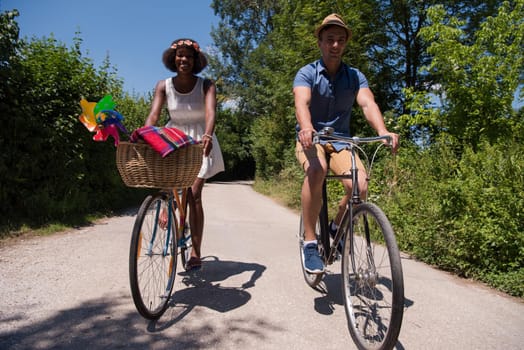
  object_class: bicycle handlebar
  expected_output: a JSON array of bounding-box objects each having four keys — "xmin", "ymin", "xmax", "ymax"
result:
[{"xmin": 313, "ymin": 127, "xmax": 392, "ymax": 146}]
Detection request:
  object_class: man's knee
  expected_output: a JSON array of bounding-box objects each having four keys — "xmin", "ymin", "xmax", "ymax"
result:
[{"xmin": 305, "ymin": 162, "xmax": 327, "ymax": 184}]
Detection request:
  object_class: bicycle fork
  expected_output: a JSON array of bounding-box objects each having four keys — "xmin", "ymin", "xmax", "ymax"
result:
[
  {"xmin": 330, "ymin": 203, "xmax": 379, "ymax": 289},
  {"xmin": 354, "ymin": 212, "xmax": 379, "ymax": 288},
  {"xmin": 148, "ymin": 196, "xmax": 173, "ymax": 257}
]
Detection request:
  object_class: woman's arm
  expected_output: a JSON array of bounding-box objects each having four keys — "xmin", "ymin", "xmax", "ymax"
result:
[
  {"xmin": 202, "ymin": 79, "xmax": 217, "ymax": 156},
  {"xmin": 144, "ymin": 80, "xmax": 167, "ymax": 126}
]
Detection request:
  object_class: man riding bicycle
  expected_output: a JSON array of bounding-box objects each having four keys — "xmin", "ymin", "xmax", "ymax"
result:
[{"xmin": 294, "ymin": 13, "xmax": 399, "ymax": 274}]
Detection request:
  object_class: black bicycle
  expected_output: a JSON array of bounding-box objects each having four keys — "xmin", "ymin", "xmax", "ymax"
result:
[{"xmin": 298, "ymin": 127, "xmax": 404, "ymax": 350}]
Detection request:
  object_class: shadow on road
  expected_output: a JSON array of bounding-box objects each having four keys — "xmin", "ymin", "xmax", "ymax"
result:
[
  {"xmin": 311, "ymin": 271, "xmax": 344, "ymax": 315},
  {"xmin": 0, "ymin": 257, "xmax": 269, "ymax": 350},
  {"xmin": 311, "ymin": 270, "xmax": 412, "ymax": 350},
  {"xmin": 147, "ymin": 256, "xmax": 266, "ymax": 332},
  {"xmin": 0, "ymin": 296, "xmax": 149, "ymax": 350}
]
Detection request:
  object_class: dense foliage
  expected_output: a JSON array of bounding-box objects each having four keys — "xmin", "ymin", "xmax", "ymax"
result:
[
  {"xmin": 372, "ymin": 138, "xmax": 524, "ymax": 297},
  {"xmin": 0, "ymin": 10, "xmax": 150, "ymax": 231}
]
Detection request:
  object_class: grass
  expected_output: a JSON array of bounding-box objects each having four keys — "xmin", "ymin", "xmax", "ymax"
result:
[
  {"xmin": 253, "ymin": 176, "xmax": 302, "ymax": 213},
  {"xmin": 0, "ymin": 213, "xmax": 109, "ymax": 242}
]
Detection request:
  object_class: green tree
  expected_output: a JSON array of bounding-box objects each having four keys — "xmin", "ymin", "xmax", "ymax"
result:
[
  {"xmin": 0, "ymin": 9, "xmax": 19, "ymax": 66},
  {"xmin": 401, "ymin": 0, "xmax": 523, "ymax": 146},
  {"xmin": 210, "ymin": 0, "xmax": 280, "ymax": 105},
  {"xmin": 378, "ymin": 1, "xmax": 524, "ymax": 296},
  {"xmin": 209, "ymin": 0, "xmax": 509, "ymax": 176},
  {"xmin": 210, "ymin": 0, "xmax": 283, "ymax": 178},
  {"xmin": 344, "ymin": 0, "xmax": 506, "ymax": 142},
  {"xmin": 214, "ymin": 107, "xmax": 255, "ymax": 179}
]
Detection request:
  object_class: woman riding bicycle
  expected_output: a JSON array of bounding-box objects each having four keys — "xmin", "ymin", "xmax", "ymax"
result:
[
  {"xmin": 294, "ymin": 14, "xmax": 399, "ymax": 274},
  {"xmin": 144, "ymin": 38, "xmax": 224, "ymax": 270}
]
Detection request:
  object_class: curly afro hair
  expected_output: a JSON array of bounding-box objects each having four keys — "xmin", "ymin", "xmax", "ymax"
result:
[{"xmin": 162, "ymin": 38, "xmax": 208, "ymax": 74}]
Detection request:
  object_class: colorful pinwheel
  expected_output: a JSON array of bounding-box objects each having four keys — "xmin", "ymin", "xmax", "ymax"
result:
[{"xmin": 78, "ymin": 95, "xmax": 129, "ymax": 146}]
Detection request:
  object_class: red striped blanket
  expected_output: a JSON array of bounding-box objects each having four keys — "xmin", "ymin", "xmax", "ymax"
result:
[{"xmin": 130, "ymin": 126, "xmax": 198, "ymax": 158}]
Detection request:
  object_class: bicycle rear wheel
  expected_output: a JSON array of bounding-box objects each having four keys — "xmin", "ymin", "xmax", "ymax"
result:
[
  {"xmin": 129, "ymin": 193, "xmax": 178, "ymax": 320},
  {"xmin": 341, "ymin": 202, "xmax": 404, "ymax": 350}
]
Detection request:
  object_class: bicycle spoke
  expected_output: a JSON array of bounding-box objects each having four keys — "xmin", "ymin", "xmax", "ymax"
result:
[
  {"xmin": 342, "ymin": 203, "xmax": 404, "ymax": 350},
  {"xmin": 129, "ymin": 193, "xmax": 178, "ymax": 320}
]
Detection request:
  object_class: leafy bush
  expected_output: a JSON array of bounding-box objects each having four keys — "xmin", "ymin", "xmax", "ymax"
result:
[
  {"xmin": 214, "ymin": 108, "xmax": 255, "ymax": 180},
  {"xmin": 376, "ymin": 139, "xmax": 524, "ymax": 297},
  {"xmin": 0, "ymin": 13, "xmax": 147, "ymax": 232}
]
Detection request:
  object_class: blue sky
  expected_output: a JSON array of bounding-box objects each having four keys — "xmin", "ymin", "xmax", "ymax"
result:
[
  {"xmin": 2, "ymin": 1, "xmax": 521, "ymax": 109},
  {"xmin": 1, "ymin": 0, "xmax": 219, "ymax": 95}
]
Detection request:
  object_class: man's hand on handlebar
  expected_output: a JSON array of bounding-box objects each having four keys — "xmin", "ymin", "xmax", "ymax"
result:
[
  {"xmin": 298, "ymin": 128, "xmax": 315, "ymax": 149},
  {"xmin": 300, "ymin": 126, "xmax": 399, "ymax": 154},
  {"xmin": 381, "ymin": 132, "xmax": 399, "ymax": 154}
]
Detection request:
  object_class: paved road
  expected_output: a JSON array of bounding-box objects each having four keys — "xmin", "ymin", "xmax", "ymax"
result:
[{"xmin": 1, "ymin": 182, "xmax": 523, "ymax": 349}]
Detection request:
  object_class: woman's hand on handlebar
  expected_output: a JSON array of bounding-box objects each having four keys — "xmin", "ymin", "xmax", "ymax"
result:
[{"xmin": 298, "ymin": 128, "xmax": 315, "ymax": 149}]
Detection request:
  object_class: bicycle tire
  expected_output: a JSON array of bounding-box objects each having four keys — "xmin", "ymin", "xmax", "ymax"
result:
[
  {"xmin": 129, "ymin": 193, "xmax": 178, "ymax": 320},
  {"xmin": 177, "ymin": 189, "xmax": 192, "ymax": 269},
  {"xmin": 341, "ymin": 202, "xmax": 404, "ymax": 350},
  {"xmin": 298, "ymin": 213, "xmax": 324, "ymax": 288}
]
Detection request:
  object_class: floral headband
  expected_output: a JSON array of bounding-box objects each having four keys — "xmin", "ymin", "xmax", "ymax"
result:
[{"xmin": 170, "ymin": 39, "xmax": 201, "ymax": 52}]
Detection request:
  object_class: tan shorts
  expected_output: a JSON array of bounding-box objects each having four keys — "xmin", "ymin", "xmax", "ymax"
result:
[{"xmin": 295, "ymin": 141, "xmax": 365, "ymax": 175}]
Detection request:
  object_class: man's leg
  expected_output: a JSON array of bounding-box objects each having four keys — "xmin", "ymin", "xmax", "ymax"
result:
[
  {"xmin": 329, "ymin": 150, "xmax": 368, "ymax": 226},
  {"xmin": 296, "ymin": 142, "xmax": 327, "ymax": 273},
  {"xmin": 296, "ymin": 142, "xmax": 328, "ymax": 240}
]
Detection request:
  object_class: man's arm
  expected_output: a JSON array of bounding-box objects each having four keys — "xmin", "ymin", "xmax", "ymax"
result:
[
  {"xmin": 294, "ymin": 86, "xmax": 315, "ymax": 149},
  {"xmin": 356, "ymin": 87, "xmax": 399, "ymax": 152}
]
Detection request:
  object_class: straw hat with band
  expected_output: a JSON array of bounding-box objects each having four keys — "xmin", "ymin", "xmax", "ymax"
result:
[
  {"xmin": 314, "ymin": 13, "xmax": 352, "ymax": 40},
  {"xmin": 162, "ymin": 38, "xmax": 208, "ymax": 74}
]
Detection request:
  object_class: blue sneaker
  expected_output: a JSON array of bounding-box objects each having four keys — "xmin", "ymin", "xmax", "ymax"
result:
[
  {"xmin": 303, "ymin": 243, "xmax": 324, "ymax": 274},
  {"xmin": 329, "ymin": 221, "xmax": 344, "ymax": 254}
]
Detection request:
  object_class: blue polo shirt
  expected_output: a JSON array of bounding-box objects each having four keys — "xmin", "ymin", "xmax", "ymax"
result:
[{"xmin": 293, "ymin": 59, "xmax": 368, "ymax": 137}]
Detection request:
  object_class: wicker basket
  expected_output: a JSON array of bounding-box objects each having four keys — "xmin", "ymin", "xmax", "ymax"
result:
[{"xmin": 116, "ymin": 142, "xmax": 203, "ymax": 188}]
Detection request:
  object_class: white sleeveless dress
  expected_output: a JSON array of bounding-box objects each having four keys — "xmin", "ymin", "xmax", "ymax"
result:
[{"xmin": 165, "ymin": 77, "xmax": 225, "ymax": 179}]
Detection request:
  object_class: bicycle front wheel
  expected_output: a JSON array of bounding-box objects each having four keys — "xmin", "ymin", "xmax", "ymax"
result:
[
  {"xmin": 129, "ymin": 193, "xmax": 178, "ymax": 320},
  {"xmin": 341, "ymin": 202, "xmax": 404, "ymax": 350},
  {"xmin": 174, "ymin": 189, "xmax": 192, "ymax": 269}
]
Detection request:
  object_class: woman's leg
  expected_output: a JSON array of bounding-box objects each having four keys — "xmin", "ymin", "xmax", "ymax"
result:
[{"xmin": 189, "ymin": 177, "xmax": 206, "ymax": 259}]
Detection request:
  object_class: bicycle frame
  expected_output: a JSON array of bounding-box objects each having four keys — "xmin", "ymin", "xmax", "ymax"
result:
[
  {"xmin": 147, "ymin": 197, "xmax": 174, "ymax": 257},
  {"xmin": 146, "ymin": 188, "xmax": 191, "ymax": 259},
  {"xmin": 315, "ymin": 128, "xmax": 391, "ymax": 268}
]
